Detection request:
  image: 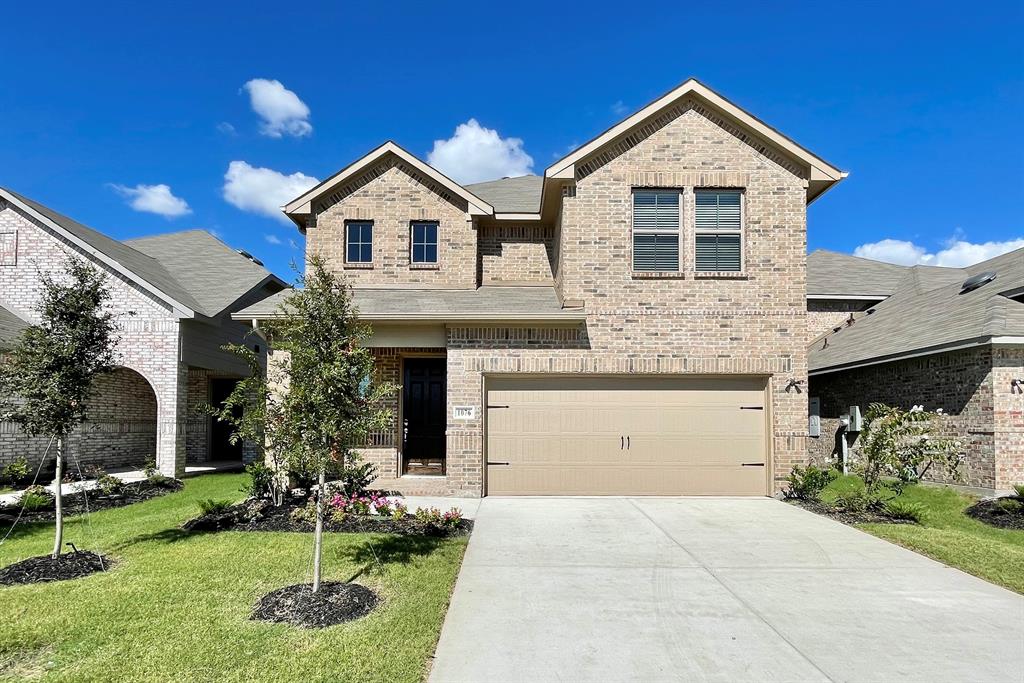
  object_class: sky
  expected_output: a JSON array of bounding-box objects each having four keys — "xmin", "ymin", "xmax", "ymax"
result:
[{"xmin": 1, "ymin": 1, "xmax": 1021, "ymax": 280}]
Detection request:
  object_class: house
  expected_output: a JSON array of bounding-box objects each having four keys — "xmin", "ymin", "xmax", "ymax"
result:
[
  {"xmin": 235, "ymin": 78, "xmax": 847, "ymax": 497},
  {"xmin": 0, "ymin": 188, "xmax": 287, "ymax": 477},
  {"xmin": 806, "ymin": 248, "xmax": 1024, "ymax": 492}
]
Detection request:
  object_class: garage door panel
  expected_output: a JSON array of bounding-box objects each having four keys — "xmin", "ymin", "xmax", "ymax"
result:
[{"xmin": 486, "ymin": 376, "xmax": 768, "ymax": 496}]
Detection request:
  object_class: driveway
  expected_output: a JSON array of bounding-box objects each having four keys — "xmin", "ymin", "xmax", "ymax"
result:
[{"xmin": 429, "ymin": 497, "xmax": 1024, "ymax": 682}]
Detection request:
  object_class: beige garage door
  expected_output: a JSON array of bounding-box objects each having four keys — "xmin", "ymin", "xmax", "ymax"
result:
[{"xmin": 486, "ymin": 376, "xmax": 768, "ymax": 496}]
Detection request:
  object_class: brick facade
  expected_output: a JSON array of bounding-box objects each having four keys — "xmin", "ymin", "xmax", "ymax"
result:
[
  {"xmin": 807, "ymin": 299, "xmax": 877, "ymax": 341},
  {"xmin": 808, "ymin": 345, "xmax": 1024, "ymax": 491}
]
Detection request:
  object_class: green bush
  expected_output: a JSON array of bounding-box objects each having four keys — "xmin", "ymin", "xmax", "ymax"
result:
[
  {"xmin": 1012, "ymin": 483, "xmax": 1024, "ymax": 499},
  {"xmin": 143, "ymin": 458, "xmax": 160, "ymax": 479},
  {"xmin": 883, "ymin": 500, "xmax": 927, "ymax": 523},
  {"xmin": 784, "ymin": 465, "xmax": 838, "ymax": 501},
  {"xmin": 19, "ymin": 485, "xmax": 55, "ymax": 511},
  {"xmin": 1, "ymin": 457, "xmax": 30, "ymax": 486},
  {"xmin": 95, "ymin": 473, "xmax": 125, "ymax": 496},
  {"xmin": 197, "ymin": 498, "xmax": 233, "ymax": 515},
  {"xmin": 289, "ymin": 501, "xmax": 317, "ymax": 524},
  {"xmin": 243, "ymin": 462, "xmax": 275, "ymax": 499},
  {"xmin": 995, "ymin": 497, "xmax": 1023, "ymax": 515},
  {"xmin": 831, "ymin": 487, "xmax": 888, "ymax": 513}
]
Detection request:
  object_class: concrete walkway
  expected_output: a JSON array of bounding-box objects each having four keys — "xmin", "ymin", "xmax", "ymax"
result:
[{"xmin": 429, "ymin": 497, "xmax": 1024, "ymax": 682}]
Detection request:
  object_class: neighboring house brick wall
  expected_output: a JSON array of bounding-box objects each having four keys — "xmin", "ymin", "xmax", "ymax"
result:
[
  {"xmin": 307, "ymin": 161, "xmax": 476, "ymax": 289},
  {"xmin": 992, "ymin": 346, "xmax": 1024, "ymax": 489},
  {"xmin": 478, "ymin": 225, "xmax": 554, "ymax": 285},
  {"xmin": 807, "ymin": 299, "xmax": 878, "ymax": 340},
  {"xmin": 808, "ymin": 346, "xmax": 998, "ymax": 489}
]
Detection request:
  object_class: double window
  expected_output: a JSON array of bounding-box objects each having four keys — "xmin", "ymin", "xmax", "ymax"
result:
[
  {"xmin": 694, "ymin": 190, "xmax": 742, "ymax": 272},
  {"xmin": 410, "ymin": 221, "xmax": 438, "ymax": 264},
  {"xmin": 345, "ymin": 221, "xmax": 373, "ymax": 263},
  {"xmin": 632, "ymin": 190, "xmax": 680, "ymax": 271}
]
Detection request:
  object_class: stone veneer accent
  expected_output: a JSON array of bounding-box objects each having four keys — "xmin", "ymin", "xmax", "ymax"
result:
[{"xmin": 808, "ymin": 345, "xmax": 1024, "ymax": 491}]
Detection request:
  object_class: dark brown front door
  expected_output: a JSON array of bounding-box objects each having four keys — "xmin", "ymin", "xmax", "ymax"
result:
[
  {"xmin": 210, "ymin": 378, "xmax": 243, "ymax": 461},
  {"xmin": 402, "ymin": 357, "xmax": 446, "ymax": 475}
]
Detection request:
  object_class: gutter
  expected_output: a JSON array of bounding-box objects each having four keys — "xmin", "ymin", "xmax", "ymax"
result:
[{"xmin": 809, "ymin": 335, "xmax": 1024, "ymax": 376}]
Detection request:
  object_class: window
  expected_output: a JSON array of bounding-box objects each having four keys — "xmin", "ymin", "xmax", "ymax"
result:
[
  {"xmin": 694, "ymin": 190, "xmax": 742, "ymax": 272},
  {"xmin": 410, "ymin": 221, "xmax": 438, "ymax": 264},
  {"xmin": 346, "ymin": 221, "xmax": 373, "ymax": 263},
  {"xmin": 632, "ymin": 190, "xmax": 679, "ymax": 271}
]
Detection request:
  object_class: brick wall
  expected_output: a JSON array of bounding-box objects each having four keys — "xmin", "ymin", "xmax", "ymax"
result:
[
  {"xmin": 478, "ymin": 225, "xmax": 554, "ymax": 284},
  {"xmin": 808, "ymin": 346, "xmax": 999, "ymax": 488},
  {"xmin": 307, "ymin": 159, "xmax": 476, "ymax": 289},
  {"xmin": 807, "ymin": 299, "xmax": 878, "ymax": 340},
  {"xmin": 991, "ymin": 346, "xmax": 1024, "ymax": 489}
]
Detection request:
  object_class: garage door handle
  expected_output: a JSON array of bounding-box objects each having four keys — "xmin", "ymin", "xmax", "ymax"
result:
[
  {"xmin": 740, "ymin": 406, "xmax": 764, "ymax": 410},
  {"xmin": 488, "ymin": 405, "xmax": 510, "ymax": 409},
  {"xmin": 741, "ymin": 462, "xmax": 765, "ymax": 467},
  {"xmin": 627, "ymin": 436, "xmax": 630, "ymax": 450},
  {"xmin": 487, "ymin": 461, "xmax": 510, "ymax": 466},
  {"xmin": 620, "ymin": 436, "xmax": 624, "ymax": 450}
]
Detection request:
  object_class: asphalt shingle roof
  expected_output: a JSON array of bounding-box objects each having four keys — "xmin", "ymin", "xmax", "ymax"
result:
[
  {"xmin": 0, "ymin": 303, "xmax": 28, "ymax": 349},
  {"xmin": 464, "ymin": 175, "xmax": 543, "ymax": 213},
  {"xmin": 810, "ymin": 248, "xmax": 1024, "ymax": 372}
]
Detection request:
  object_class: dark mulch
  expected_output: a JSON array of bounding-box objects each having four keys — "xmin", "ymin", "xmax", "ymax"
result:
[
  {"xmin": 0, "ymin": 478, "xmax": 183, "ymax": 524},
  {"xmin": 0, "ymin": 551, "xmax": 113, "ymax": 586},
  {"xmin": 251, "ymin": 581, "xmax": 379, "ymax": 628},
  {"xmin": 965, "ymin": 498, "xmax": 1024, "ymax": 530},
  {"xmin": 184, "ymin": 496, "xmax": 473, "ymax": 537},
  {"xmin": 788, "ymin": 499, "xmax": 915, "ymax": 525}
]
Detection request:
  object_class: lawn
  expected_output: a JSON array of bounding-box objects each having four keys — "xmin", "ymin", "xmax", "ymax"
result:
[
  {"xmin": 0, "ymin": 473, "xmax": 468, "ymax": 682},
  {"xmin": 820, "ymin": 476, "xmax": 1024, "ymax": 594}
]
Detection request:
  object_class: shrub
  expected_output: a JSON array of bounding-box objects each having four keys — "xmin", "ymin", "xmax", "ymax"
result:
[
  {"xmin": 883, "ymin": 500, "xmax": 927, "ymax": 523},
  {"xmin": 243, "ymin": 462, "xmax": 275, "ymax": 499},
  {"xmin": 373, "ymin": 498, "xmax": 393, "ymax": 517},
  {"xmin": 143, "ymin": 458, "xmax": 159, "ymax": 479},
  {"xmin": 784, "ymin": 465, "xmax": 837, "ymax": 501},
  {"xmin": 339, "ymin": 461, "xmax": 378, "ymax": 498},
  {"xmin": 857, "ymin": 403, "xmax": 962, "ymax": 490},
  {"xmin": 289, "ymin": 501, "xmax": 317, "ymax": 524},
  {"xmin": 197, "ymin": 498, "xmax": 233, "ymax": 515},
  {"xmin": 95, "ymin": 473, "xmax": 124, "ymax": 496},
  {"xmin": 995, "ymin": 497, "xmax": 1024, "ymax": 515},
  {"xmin": 20, "ymin": 485, "xmax": 54, "ymax": 511},
  {"xmin": 1013, "ymin": 483, "xmax": 1024, "ymax": 499},
  {"xmin": 390, "ymin": 503, "xmax": 408, "ymax": 521},
  {"xmin": 441, "ymin": 508, "xmax": 463, "ymax": 528},
  {"xmin": 831, "ymin": 487, "xmax": 887, "ymax": 514},
  {"xmin": 414, "ymin": 507, "xmax": 443, "ymax": 524},
  {"xmin": 1, "ymin": 457, "xmax": 30, "ymax": 486}
]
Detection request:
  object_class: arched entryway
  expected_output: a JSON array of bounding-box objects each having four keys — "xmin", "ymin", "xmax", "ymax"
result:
[{"xmin": 75, "ymin": 366, "xmax": 158, "ymax": 470}]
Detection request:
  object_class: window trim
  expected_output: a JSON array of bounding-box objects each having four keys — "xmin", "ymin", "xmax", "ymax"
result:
[
  {"xmin": 693, "ymin": 188, "xmax": 745, "ymax": 273},
  {"xmin": 345, "ymin": 220, "xmax": 374, "ymax": 265},
  {"xmin": 630, "ymin": 188, "xmax": 682, "ymax": 273},
  {"xmin": 409, "ymin": 220, "xmax": 439, "ymax": 265}
]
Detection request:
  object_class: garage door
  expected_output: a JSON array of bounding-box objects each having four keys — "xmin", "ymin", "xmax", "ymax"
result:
[{"xmin": 485, "ymin": 376, "xmax": 768, "ymax": 496}]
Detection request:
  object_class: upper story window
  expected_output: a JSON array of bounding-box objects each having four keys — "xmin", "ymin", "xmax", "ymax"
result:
[
  {"xmin": 410, "ymin": 221, "xmax": 438, "ymax": 264},
  {"xmin": 346, "ymin": 221, "xmax": 373, "ymax": 263},
  {"xmin": 694, "ymin": 190, "xmax": 742, "ymax": 272},
  {"xmin": 632, "ymin": 190, "xmax": 680, "ymax": 271}
]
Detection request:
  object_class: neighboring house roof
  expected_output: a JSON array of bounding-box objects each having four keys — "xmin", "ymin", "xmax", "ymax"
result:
[
  {"xmin": 545, "ymin": 78, "xmax": 847, "ymax": 203},
  {"xmin": 284, "ymin": 141, "xmax": 495, "ymax": 229},
  {"xmin": 125, "ymin": 230, "xmax": 286, "ymax": 318},
  {"xmin": 0, "ymin": 302, "xmax": 29, "ymax": 350},
  {"xmin": 464, "ymin": 175, "xmax": 544, "ymax": 214},
  {"xmin": 233, "ymin": 286, "xmax": 585, "ymax": 323},
  {"xmin": 0, "ymin": 187, "xmax": 283, "ymax": 320},
  {"xmin": 807, "ymin": 250, "xmax": 909, "ymax": 298},
  {"xmin": 809, "ymin": 247, "xmax": 1024, "ymax": 374}
]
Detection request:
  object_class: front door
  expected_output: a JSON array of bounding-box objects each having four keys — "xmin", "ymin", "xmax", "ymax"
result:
[
  {"xmin": 402, "ymin": 357, "xmax": 446, "ymax": 475},
  {"xmin": 210, "ymin": 378, "xmax": 244, "ymax": 461}
]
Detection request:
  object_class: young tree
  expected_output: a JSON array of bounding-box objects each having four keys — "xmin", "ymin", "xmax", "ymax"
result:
[
  {"xmin": 856, "ymin": 403, "xmax": 962, "ymax": 491},
  {"xmin": 266, "ymin": 255, "xmax": 396, "ymax": 592},
  {"xmin": 0, "ymin": 258, "xmax": 118, "ymax": 558}
]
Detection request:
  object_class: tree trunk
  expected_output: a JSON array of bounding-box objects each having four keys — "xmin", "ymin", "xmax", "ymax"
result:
[
  {"xmin": 311, "ymin": 466, "xmax": 325, "ymax": 593},
  {"xmin": 51, "ymin": 435, "xmax": 64, "ymax": 559}
]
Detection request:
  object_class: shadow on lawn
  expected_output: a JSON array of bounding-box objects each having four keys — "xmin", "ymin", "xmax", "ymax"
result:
[{"xmin": 336, "ymin": 534, "xmax": 447, "ymax": 578}]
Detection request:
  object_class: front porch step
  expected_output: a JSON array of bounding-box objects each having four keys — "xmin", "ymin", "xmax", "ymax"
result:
[{"xmin": 373, "ymin": 476, "xmax": 464, "ymax": 497}]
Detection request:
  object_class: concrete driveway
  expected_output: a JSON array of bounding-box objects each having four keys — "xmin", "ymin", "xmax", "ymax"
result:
[{"xmin": 429, "ymin": 497, "xmax": 1024, "ymax": 682}]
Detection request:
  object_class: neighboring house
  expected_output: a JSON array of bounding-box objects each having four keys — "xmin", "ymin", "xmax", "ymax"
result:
[
  {"xmin": 806, "ymin": 248, "xmax": 1024, "ymax": 492},
  {"xmin": 0, "ymin": 188, "xmax": 286, "ymax": 477},
  {"xmin": 236, "ymin": 78, "xmax": 847, "ymax": 497}
]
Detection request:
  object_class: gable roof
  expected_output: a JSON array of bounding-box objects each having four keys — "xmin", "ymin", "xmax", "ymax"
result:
[
  {"xmin": 807, "ymin": 250, "xmax": 909, "ymax": 298},
  {"xmin": 0, "ymin": 188, "xmax": 283, "ymax": 319},
  {"xmin": 464, "ymin": 175, "xmax": 543, "ymax": 214},
  {"xmin": 809, "ymin": 247, "xmax": 1024, "ymax": 374},
  {"xmin": 284, "ymin": 141, "xmax": 494, "ymax": 230},
  {"xmin": 545, "ymin": 78, "xmax": 847, "ymax": 203},
  {"xmin": 125, "ymin": 230, "xmax": 287, "ymax": 318}
]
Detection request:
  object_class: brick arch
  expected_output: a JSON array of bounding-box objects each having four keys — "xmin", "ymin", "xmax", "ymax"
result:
[{"xmin": 78, "ymin": 365, "xmax": 158, "ymax": 469}]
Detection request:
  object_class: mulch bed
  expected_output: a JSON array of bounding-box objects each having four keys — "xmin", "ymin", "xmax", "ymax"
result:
[
  {"xmin": 788, "ymin": 499, "xmax": 915, "ymax": 525},
  {"xmin": 0, "ymin": 478, "xmax": 183, "ymax": 524},
  {"xmin": 251, "ymin": 581, "xmax": 379, "ymax": 628},
  {"xmin": 0, "ymin": 551, "xmax": 113, "ymax": 586},
  {"xmin": 964, "ymin": 498, "xmax": 1024, "ymax": 530},
  {"xmin": 183, "ymin": 496, "xmax": 472, "ymax": 537}
]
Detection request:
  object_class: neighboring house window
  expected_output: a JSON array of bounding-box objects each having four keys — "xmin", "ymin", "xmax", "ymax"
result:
[
  {"xmin": 410, "ymin": 221, "xmax": 438, "ymax": 264},
  {"xmin": 346, "ymin": 221, "xmax": 373, "ymax": 263},
  {"xmin": 694, "ymin": 190, "xmax": 742, "ymax": 271},
  {"xmin": 632, "ymin": 190, "xmax": 680, "ymax": 271}
]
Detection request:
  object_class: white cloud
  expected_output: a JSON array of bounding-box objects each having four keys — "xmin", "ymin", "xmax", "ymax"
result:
[
  {"xmin": 427, "ymin": 119, "xmax": 533, "ymax": 184},
  {"xmin": 110, "ymin": 183, "xmax": 191, "ymax": 218},
  {"xmin": 264, "ymin": 233, "xmax": 283, "ymax": 245},
  {"xmin": 223, "ymin": 161, "xmax": 318, "ymax": 224},
  {"xmin": 853, "ymin": 236, "xmax": 1024, "ymax": 267},
  {"xmin": 611, "ymin": 100, "xmax": 629, "ymax": 116},
  {"xmin": 288, "ymin": 238, "xmax": 300, "ymax": 250},
  {"xmin": 217, "ymin": 121, "xmax": 237, "ymax": 136},
  {"xmin": 242, "ymin": 78, "xmax": 312, "ymax": 138}
]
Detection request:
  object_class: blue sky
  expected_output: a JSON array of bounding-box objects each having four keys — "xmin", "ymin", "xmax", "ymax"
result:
[{"xmin": 1, "ymin": 1, "xmax": 1021, "ymax": 279}]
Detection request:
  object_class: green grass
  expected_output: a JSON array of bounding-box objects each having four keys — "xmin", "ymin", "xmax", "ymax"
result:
[
  {"xmin": 819, "ymin": 477, "xmax": 1024, "ymax": 594},
  {"xmin": 0, "ymin": 473, "xmax": 468, "ymax": 682}
]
